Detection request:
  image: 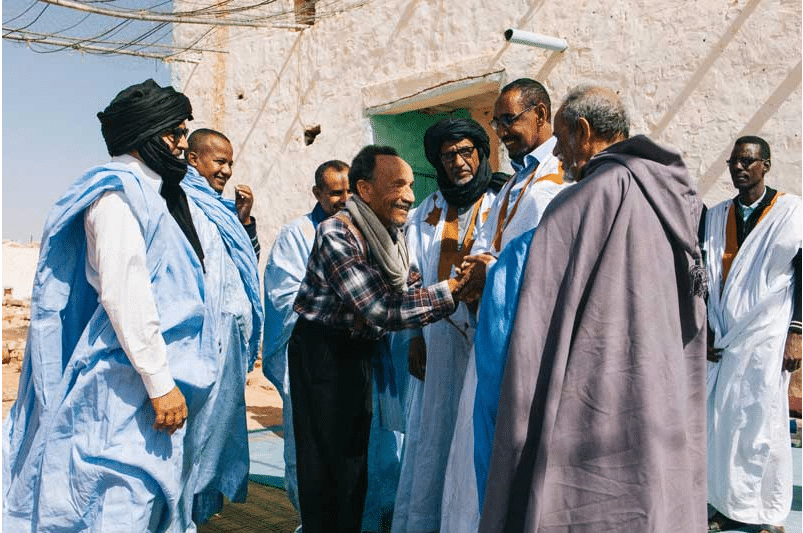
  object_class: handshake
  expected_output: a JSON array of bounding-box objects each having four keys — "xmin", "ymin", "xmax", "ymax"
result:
[{"xmin": 446, "ymin": 252, "xmax": 495, "ymax": 304}]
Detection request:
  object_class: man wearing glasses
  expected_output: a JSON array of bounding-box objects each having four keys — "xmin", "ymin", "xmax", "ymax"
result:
[
  {"xmin": 394, "ymin": 118, "xmax": 507, "ymax": 533},
  {"xmin": 455, "ymin": 78, "xmax": 566, "ymax": 302},
  {"xmin": 4, "ymin": 80, "xmax": 213, "ymax": 531},
  {"xmin": 438, "ymin": 79, "xmax": 567, "ymax": 532},
  {"xmin": 704, "ymin": 136, "xmax": 801, "ymax": 533}
]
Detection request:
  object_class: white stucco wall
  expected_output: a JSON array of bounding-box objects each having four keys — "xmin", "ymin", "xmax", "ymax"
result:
[{"xmin": 173, "ymin": 0, "xmax": 801, "ymax": 258}]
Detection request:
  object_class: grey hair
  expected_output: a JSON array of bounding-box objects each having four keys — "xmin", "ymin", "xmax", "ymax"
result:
[{"xmin": 558, "ymin": 85, "xmax": 629, "ymax": 141}]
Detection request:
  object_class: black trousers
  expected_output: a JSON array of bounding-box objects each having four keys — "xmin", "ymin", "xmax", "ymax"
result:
[{"xmin": 288, "ymin": 317, "xmax": 376, "ymax": 533}]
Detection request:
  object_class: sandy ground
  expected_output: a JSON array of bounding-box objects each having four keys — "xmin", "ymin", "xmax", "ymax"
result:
[{"xmin": 1, "ymin": 240, "xmax": 283, "ymax": 430}]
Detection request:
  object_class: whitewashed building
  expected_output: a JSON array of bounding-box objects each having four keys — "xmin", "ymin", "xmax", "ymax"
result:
[{"xmin": 173, "ymin": 0, "xmax": 802, "ymax": 255}]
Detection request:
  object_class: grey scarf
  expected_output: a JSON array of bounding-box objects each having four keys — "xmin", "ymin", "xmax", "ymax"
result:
[{"xmin": 345, "ymin": 195, "xmax": 409, "ymax": 291}]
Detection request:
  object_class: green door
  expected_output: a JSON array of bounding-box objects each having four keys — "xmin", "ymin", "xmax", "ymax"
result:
[{"xmin": 371, "ymin": 108, "xmax": 471, "ymax": 207}]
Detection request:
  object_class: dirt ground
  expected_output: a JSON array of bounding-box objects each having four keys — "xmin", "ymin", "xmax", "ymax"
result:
[{"xmin": 2, "ymin": 295, "xmax": 283, "ymax": 431}]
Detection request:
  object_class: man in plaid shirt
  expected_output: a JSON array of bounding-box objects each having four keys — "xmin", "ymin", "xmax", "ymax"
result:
[{"xmin": 289, "ymin": 145, "xmax": 467, "ymax": 533}]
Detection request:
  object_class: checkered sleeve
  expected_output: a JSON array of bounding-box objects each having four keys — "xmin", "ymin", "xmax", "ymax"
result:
[{"xmin": 320, "ymin": 219, "xmax": 455, "ymax": 331}]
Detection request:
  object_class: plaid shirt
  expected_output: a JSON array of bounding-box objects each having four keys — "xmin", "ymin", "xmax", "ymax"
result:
[{"xmin": 293, "ymin": 211, "xmax": 455, "ymax": 339}]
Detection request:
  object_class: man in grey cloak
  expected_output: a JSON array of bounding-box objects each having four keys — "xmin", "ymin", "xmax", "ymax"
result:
[{"xmin": 478, "ymin": 85, "xmax": 708, "ymax": 532}]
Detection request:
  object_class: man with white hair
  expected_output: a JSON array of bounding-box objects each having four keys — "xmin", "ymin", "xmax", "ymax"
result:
[{"xmin": 478, "ymin": 85, "xmax": 708, "ymax": 532}]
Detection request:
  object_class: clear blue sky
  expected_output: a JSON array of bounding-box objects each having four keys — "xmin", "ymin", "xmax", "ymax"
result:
[{"xmin": 2, "ymin": 42, "xmax": 171, "ymax": 242}]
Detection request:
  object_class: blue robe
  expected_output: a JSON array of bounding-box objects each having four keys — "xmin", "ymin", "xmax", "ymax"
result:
[
  {"xmin": 181, "ymin": 167, "xmax": 264, "ymax": 523},
  {"xmin": 3, "ymin": 162, "xmax": 212, "ymax": 532},
  {"xmin": 472, "ymin": 229, "xmax": 534, "ymax": 511},
  {"xmin": 263, "ymin": 204, "xmax": 326, "ymax": 515}
]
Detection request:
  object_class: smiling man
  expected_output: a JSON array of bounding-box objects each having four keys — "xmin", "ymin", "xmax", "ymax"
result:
[
  {"xmin": 455, "ymin": 78, "xmax": 566, "ymax": 304},
  {"xmin": 178, "ymin": 127, "xmax": 264, "ymax": 525},
  {"xmin": 704, "ymin": 136, "xmax": 801, "ymax": 533},
  {"xmin": 288, "ymin": 145, "xmax": 470, "ymax": 533},
  {"xmin": 262, "ymin": 159, "xmax": 350, "ymax": 526},
  {"xmin": 186, "ymin": 128, "xmax": 260, "ymax": 258}
]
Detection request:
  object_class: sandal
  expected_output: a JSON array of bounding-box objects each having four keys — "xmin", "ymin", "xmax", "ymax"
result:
[
  {"xmin": 757, "ymin": 525, "xmax": 785, "ymax": 533},
  {"xmin": 707, "ymin": 510, "xmax": 747, "ymax": 532}
]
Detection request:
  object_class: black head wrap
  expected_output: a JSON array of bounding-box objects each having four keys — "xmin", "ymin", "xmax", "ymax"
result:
[
  {"xmin": 424, "ymin": 118, "xmax": 507, "ymax": 208},
  {"xmin": 97, "ymin": 79, "xmax": 204, "ymax": 269},
  {"xmin": 98, "ymin": 78, "xmax": 193, "ymax": 156}
]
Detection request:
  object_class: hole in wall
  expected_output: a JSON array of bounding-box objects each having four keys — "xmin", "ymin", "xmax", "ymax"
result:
[{"xmin": 304, "ymin": 124, "xmax": 321, "ymax": 145}]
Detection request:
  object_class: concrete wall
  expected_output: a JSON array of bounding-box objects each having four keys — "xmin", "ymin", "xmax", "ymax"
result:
[{"xmin": 173, "ymin": 0, "xmax": 801, "ymax": 259}]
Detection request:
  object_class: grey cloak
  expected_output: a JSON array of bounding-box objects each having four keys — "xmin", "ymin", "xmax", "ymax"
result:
[{"xmin": 479, "ymin": 135, "xmax": 707, "ymax": 532}]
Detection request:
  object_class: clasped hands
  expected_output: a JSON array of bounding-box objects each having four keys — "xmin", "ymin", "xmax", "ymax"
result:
[{"xmin": 447, "ymin": 252, "xmax": 495, "ymax": 304}]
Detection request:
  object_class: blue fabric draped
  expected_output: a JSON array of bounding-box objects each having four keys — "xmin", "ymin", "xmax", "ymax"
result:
[
  {"xmin": 181, "ymin": 167, "xmax": 263, "ymax": 369},
  {"xmin": 472, "ymin": 228, "xmax": 534, "ymax": 511},
  {"xmin": 180, "ymin": 167, "xmax": 264, "ymax": 523},
  {"xmin": 262, "ymin": 206, "xmax": 323, "ymax": 516},
  {"xmin": 262, "ymin": 204, "xmax": 325, "ymax": 396},
  {"xmin": 3, "ymin": 162, "xmax": 212, "ymax": 532}
]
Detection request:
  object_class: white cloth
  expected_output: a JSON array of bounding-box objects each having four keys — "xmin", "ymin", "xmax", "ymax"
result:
[
  {"xmin": 440, "ymin": 344, "xmax": 480, "ymax": 533},
  {"xmin": 393, "ymin": 190, "xmax": 496, "ymax": 533},
  {"xmin": 471, "ymin": 137, "xmax": 564, "ymax": 256},
  {"xmin": 84, "ymin": 154, "xmax": 174, "ymax": 398},
  {"xmin": 705, "ymin": 193, "xmax": 801, "ymax": 525},
  {"xmin": 440, "ymin": 141, "xmax": 566, "ymax": 532}
]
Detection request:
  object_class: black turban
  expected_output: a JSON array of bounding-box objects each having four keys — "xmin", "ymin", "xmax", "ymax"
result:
[
  {"xmin": 98, "ymin": 79, "xmax": 193, "ymax": 156},
  {"xmin": 423, "ymin": 118, "xmax": 507, "ymax": 208},
  {"xmin": 97, "ymin": 79, "xmax": 204, "ymax": 269}
]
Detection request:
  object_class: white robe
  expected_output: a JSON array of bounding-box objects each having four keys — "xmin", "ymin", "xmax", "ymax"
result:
[
  {"xmin": 705, "ymin": 193, "xmax": 801, "ymax": 525},
  {"xmin": 441, "ymin": 150, "xmax": 568, "ymax": 533},
  {"xmin": 393, "ymin": 189, "xmax": 496, "ymax": 533},
  {"xmin": 471, "ymin": 140, "xmax": 564, "ymax": 256}
]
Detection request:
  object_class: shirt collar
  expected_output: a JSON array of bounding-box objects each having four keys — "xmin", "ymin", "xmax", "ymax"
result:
[
  {"xmin": 737, "ymin": 186, "xmax": 768, "ymax": 209},
  {"xmin": 511, "ymin": 136, "xmax": 557, "ymax": 173},
  {"xmin": 311, "ymin": 202, "xmax": 328, "ymax": 228},
  {"xmin": 111, "ymin": 154, "xmax": 163, "ymax": 194}
]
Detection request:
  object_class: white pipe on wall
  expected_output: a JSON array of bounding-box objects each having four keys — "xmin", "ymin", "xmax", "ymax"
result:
[{"xmin": 504, "ymin": 29, "xmax": 568, "ymax": 52}]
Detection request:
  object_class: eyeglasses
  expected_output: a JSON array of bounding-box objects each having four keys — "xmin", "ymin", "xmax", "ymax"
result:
[
  {"xmin": 726, "ymin": 157, "xmax": 766, "ymax": 168},
  {"xmin": 165, "ymin": 126, "xmax": 189, "ymax": 142},
  {"xmin": 440, "ymin": 145, "xmax": 476, "ymax": 164},
  {"xmin": 490, "ymin": 106, "xmax": 535, "ymax": 130}
]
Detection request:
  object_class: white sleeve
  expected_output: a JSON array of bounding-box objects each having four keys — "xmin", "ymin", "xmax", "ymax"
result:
[{"xmin": 84, "ymin": 191, "xmax": 176, "ymax": 398}]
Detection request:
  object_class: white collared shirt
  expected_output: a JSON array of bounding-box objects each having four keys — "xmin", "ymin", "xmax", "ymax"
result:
[{"xmin": 83, "ymin": 155, "xmax": 175, "ymax": 398}]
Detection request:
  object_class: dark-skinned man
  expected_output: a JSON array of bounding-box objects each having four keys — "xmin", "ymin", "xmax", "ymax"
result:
[
  {"xmin": 186, "ymin": 128, "xmax": 260, "ymax": 258},
  {"xmin": 705, "ymin": 136, "xmax": 801, "ymax": 533},
  {"xmin": 289, "ymin": 145, "xmax": 470, "ymax": 533},
  {"xmin": 181, "ymin": 127, "xmax": 263, "ymax": 524},
  {"xmin": 441, "ymin": 78, "xmax": 567, "ymax": 531},
  {"xmin": 394, "ymin": 118, "xmax": 507, "ymax": 533},
  {"xmin": 455, "ymin": 78, "xmax": 566, "ymax": 303},
  {"xmin": 477, "ymin": 85, "xmax": 707, "ymax": 532}
]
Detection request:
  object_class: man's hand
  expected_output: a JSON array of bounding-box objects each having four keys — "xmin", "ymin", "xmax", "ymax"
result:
[
  {"xmin": 151, "ymin": 386, "xmax": 188, "ymax": 435},
  {"xmin": 235, "ymin": 184, "xmax": 254, "ymax": 225},
  {"xmin": 453, "ymin": 253, "xmax": 495, "ymax": 303},
  {"xmin": 408, "ymin": 335, "xmax": 427, "ymax": 380},
  {"xmin": 783, "ymin": 330, "xmax": 801, "ymax": 372}
]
